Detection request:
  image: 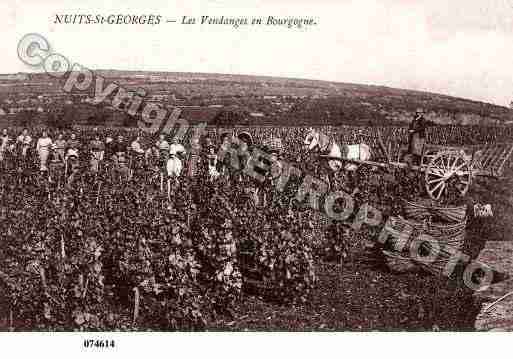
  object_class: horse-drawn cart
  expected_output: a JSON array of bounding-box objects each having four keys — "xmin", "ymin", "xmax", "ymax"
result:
[
  {"xmin": 418, "ymin": 142, "xmax": 513, "ymax": 200},
  {"xmin": 322, "ymin": 140, "xmax": 513, "ymax": 202}
]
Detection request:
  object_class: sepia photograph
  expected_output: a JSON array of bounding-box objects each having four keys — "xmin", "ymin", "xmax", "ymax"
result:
[{"xmin": 1, "ymin": 0, "xmax": 513, "ymax": 357}]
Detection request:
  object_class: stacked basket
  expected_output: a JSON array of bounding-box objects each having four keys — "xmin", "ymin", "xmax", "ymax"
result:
[{"xmin": 382, "ymin": 200, "xmax": 467, "ymax": 275}]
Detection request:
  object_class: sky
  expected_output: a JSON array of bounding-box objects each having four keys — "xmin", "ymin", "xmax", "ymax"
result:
[{"xmin": 1, "ymin": 0, "xmax": 513, "ymax": 106}]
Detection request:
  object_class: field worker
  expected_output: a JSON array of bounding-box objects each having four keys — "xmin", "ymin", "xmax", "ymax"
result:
[
  {"xmin": 408, "ymin": 108, "xmax": 428, "ymax": 165},
  {"xmin": 66, "ymin": 133, "xmax": 81, "ymax": 157},
  {"xmin": 113, "ymin": 135, "xmax": 128, "ymax": 154},
  {"xmin": 156, "ymin": 133, "xmax": 170, "ymax": 170},
  {"xmin": 17, "ymin": 128, "xmax": 32, "ymax": 157},
  {"xmin": 113, "ymin": 135, "xmax": 129, "ymax": 175},
  {"xmin": 65, "ymin": 133, "xmax": 81, "ymax": 163},
  {"xmin": 217, "ymin": 132, "xmax": 233, "ymax": 178},
  {"xmin": 53, "ymin": 133, "xmax": 66, "ymax": 163},
  {"xmin": 105, "ymin": 134, "xmax": 115, "ymax": 160},
  {"xmin": 130, "ymin": 135, "xmax": 145, "ymax": 154},
  {"xmin": 36, "ymin": 130, "xmax": 53, "ymax": 172},
  {"xmin": 267, "ymin": 141, "xmax": 284, "ymax": 184},
  {"xmin": 64, "ymin": 133, "xmax": 81, "ymax": 187},
  {"xmin": 187, "ymin": 136, "xmax": 201, "ymax": 177},
  {"xmin": 206, "ymin": 145, "xmax": 220, "ymax": 181},
  {"xmin": 168, "ymin": 137, "xmax": 187, "ymax": 177},
  {"xmin": 0, "ymin": 128, "xmax": 11, "ymax": 163},
  {"xmin": 237, "ymin": 131, "xmax": 253, "ymax": 174},
  {"xmin": 169, "ymin": 136, "xmax": 186, "ymax": 159},
  {"xmin": 156, "ymin": 133, "xmax": 169, "ymax": 156},
  {"xmin": 130, "ymin": 135, "xmax": 146, "ymax": 174},
  {"xmin": 89, "ymin": 133, "xmax": 105, "ymax": 173}
]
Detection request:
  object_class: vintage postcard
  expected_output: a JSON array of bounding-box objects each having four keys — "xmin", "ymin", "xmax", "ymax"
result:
[{"xmin": 0, "ymin": 0, "xmax": 512, "ymax": 357}]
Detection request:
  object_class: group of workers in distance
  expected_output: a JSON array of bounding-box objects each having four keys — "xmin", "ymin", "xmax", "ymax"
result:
[
  {"xmin": 0, "ymin": 128, "xmax": 191, "ymax": 180},
  {"xmin": 0, "ymin": 108, "xmax": 428, "ymax": 186}
]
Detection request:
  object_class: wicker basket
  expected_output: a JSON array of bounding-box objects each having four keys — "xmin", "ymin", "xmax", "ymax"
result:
[
  {"xmin": 425, "ymin": 220, "xmax": 466, "ymax": 250},
  {"xmin": 415, "ymin": 245, "xmax": 461, "ymax": 276},
  {"xmin": 403, "ymin": 199, "xmax": 467, "ymax": 223},
  {"xmin": 382, "ymin": 215, "xmax": 467, "ymax": 276},
  {"xmin": 382, "ymin": 216, "xmax": 427, "ymax": 251}
]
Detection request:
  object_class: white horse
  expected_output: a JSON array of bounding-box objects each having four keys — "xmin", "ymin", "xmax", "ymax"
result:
[{"xmin": 303, "ymin": 128, "xmax": 371, "ymax": 172}]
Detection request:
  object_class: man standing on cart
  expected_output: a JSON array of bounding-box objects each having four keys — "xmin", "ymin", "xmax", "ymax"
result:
[{"xmin": 408, "ymin": 108, "xmax": 428, "ymax": 166}]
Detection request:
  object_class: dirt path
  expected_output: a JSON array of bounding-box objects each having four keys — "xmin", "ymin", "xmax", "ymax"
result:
[{"xmin": 211, "ymin": 258, "xmax": 480, "ymax": 331}]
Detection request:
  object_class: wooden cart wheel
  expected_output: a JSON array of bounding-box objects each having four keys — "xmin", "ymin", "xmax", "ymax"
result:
[
  {"xmin": 425, "ymin": 150, "xmax": 471, "ymax": 201},
  {"xmin": 420, "ymin": 147, "xmax": 439, "ymax": 167}
]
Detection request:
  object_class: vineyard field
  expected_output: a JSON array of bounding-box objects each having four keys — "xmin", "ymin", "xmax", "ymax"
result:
[{"xmin": 0, "ymin": 123, "xmax": 512, "ymax": 331}]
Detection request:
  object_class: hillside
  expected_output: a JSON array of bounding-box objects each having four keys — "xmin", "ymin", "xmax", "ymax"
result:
[{"xmin": 0, "ymin": 70, "xmax": 512, "ymax": 127}]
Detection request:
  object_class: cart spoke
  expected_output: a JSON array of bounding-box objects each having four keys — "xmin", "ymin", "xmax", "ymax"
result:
[
  {"xmin": 427, "ymin": 177, "xmax": 445, "ymax": 184},
  {"xmin": 425, "ymin": 150, "xmax": 471, "ymax": 202},
  {"xmin": 452, "ymin": 155, "xmax": 461, "ymax": 172},
  {"xmin": 432, "ymin": 182, "xmax": 445, "ymax": 200},
  {"xmin": 427, "ymin": 168, "xmax": 445, "ymax": 177},
  {"xmin": 428, "ymin": 180, "xmax": 445, "ymax": 199},
  {"xmin": 452, "ymin": 161, "xmax": 469, "ymax": 174},
  {"xmin": 443, "ymin": 155, "xmax": 449, "ymax": 171}
]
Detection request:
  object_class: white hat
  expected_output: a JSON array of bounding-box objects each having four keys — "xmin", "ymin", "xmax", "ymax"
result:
[{"xmin": 67, "ymin": 149, "xmax": 78, "ymax": 158}]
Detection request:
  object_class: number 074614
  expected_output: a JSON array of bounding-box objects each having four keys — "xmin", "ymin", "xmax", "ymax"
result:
[{"xmin": 83, "ymin": 339, "xmax": 115, "ymax": 348}]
